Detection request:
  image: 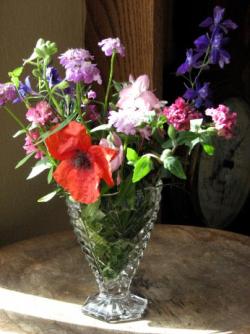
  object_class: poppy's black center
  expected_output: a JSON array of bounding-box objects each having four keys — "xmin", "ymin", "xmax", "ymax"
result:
[{"xmin": 73, "ymin": 151, "xmax": 92, "ymax": 169}]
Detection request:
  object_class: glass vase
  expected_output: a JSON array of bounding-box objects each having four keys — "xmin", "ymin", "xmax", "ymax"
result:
[{"xmin": 66, "ymin": 180, "xmax": 162, "ymax": 322}]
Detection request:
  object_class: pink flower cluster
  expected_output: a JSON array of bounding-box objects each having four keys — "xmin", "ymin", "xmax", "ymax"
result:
[
  {"xmin": 108, "ymin": 75, "xmax": 160, "ymax": 137},
  {"xmin": 59, "ymin": 49, "xmax": 102, "ymax": 85},
  {"xmin": 26, "ymin": 101, "xmax": 57, "ymax": 126},
  {"xmin": 205, "ymin": 104, "xmax": 237, "ymax": 138},
  {"xmin": 0, "ymin": 83, "xmax": 16, "ymax": 106},
  {"xmin": 98, "ymin": 38, "xmax": 125, "ymax": 57},
  {"xmin": 23, "ymin": 131, "xmax": 43, "ymax": 159},
  {"xmin": 163, "ymin": 97, "xmax": 202, "ymax": 131}
]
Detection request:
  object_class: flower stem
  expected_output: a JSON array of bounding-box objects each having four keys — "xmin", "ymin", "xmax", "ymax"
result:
[
  {"xmin": 104, "ymin": 51, "xmax": 116, "ymax": 114},
  {"xmin": 4, "ymin": 106, "xmax": 28, "ymax": 133}
]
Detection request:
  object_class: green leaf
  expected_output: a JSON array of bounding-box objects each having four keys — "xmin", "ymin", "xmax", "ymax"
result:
[
  {"xmin": 26, "ymin": 157, "xmax": 52, "ymax": 180},
  {"xmin": 112, "ymin": 80, "xmax": 123, "ymax": 92},
  {"xmin": 13, "ymin": 129, "xmax": 26, "ymax": 138},
  {"xmin": 132, "ymin": 156, "xmax": 153, "ymax": 183},
  {"xmin": 126, "ymin": 148, "xmax": 138, "ymax": 165},
  {"xmin": 47, "ymin": 166, "xmax": 54, "ymax": 184},
  {"xmin": 8, "ymin": 66, "xmax": 23, "ymax": 79},
  {"xmin": 15, "ymin": 152, "xmax": 35, "ymax": 169},
  {"xmin": 202, "ymin": 143, "xmax": 215, "ymax": 156},
  {"xmin": 167, "ymin": 124, "xmax": 176, "ymax": 139},
  {"xmin": 82, "ymin": 200, "xmax": 105, "ymax": 223},
  {"xmin": 162, "ymin": 139, "xmax": 173, "ymax": 149},
  {"xmin": 176, "ymin": 131, "xmax": 198, "ymax": 146},
  {"xmin": 37, "ymin": 189, "xmax": 59, "ymax": 202},
  {"xmin": 51, "ymin": 81, "xmax": 69, "ymax": 92},
  {"xmin": 10, "ymin": 77, "xmax": 20, "ymax": 87},
  {"xmin": 90, "ymin": 124, "xmax": 111, "ymax": 133},
  {"xmin": 163, "ymin": 156, "xmax": 186, "ymax": 180},
  {"xmin": 160, "ymin": 149, "xmax": 172, "ymax": 162}
]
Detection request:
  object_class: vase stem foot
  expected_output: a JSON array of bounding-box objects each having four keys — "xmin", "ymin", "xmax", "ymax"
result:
[{"xmin": 81, "ymin": 292, "xmax": 147, "ymax": 323}]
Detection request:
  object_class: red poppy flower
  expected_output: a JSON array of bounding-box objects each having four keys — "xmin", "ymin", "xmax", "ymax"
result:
[{"xmin": 45, "ymin": 121, "xmax": 117, "ymax": 204}]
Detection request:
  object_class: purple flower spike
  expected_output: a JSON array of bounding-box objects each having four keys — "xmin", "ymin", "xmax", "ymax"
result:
[{"xmin": 98, "ymin": 38, "xmax": 125, "ymax": 57}]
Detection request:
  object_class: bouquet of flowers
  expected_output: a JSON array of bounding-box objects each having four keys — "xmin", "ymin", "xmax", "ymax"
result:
[{"xmin": 0, "ymin": 6, "xmax": 237, "ymax": 322}]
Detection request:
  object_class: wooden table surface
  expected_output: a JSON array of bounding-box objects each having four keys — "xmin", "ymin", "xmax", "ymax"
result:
[{"xmin": 0, "ymin": 225, "xmax": 250, "ymax": 334}]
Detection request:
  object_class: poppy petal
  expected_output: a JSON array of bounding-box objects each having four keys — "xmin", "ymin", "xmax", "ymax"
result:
[
  {"xmin": 89, "ymin": 145, "xmax": 117, "ymax": 186},
  {"xmin": 53, "ymin": 159, "xmax": 101, "ymax": 204},
  {"xmin": 46, "ymin": 121, "xmax": 91, "ymax": 161}
]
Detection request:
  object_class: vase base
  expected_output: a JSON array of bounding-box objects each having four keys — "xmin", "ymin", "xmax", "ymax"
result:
[{"xmin": 81, "ymin": 292, "xmax": 148, "ymax": 323}]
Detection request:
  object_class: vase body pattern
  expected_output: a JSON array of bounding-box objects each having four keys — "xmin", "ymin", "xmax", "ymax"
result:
[{"xmin": 66, "ymin": 181, "xmax": 162, "ymax": 322}]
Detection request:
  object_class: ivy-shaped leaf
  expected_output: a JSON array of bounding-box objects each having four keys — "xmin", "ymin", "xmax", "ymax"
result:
[
  {"xmin": 162, "ymin": 156, "xmax": 186, "ymax": 180},
  {"xmin": 132, "ymin": 156, "xmax": 153, "ymax": 183}
]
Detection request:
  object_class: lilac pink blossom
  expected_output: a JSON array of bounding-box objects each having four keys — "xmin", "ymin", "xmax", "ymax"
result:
[
  {"xmin": 0, "ymin": 83, "xmax": 16, "ymax": 106},
  {"xmin": 163, "ymin": 97, "xmax": 202, "ymax": 131},
  {"xmin": 23, "ymin": 131, "xmax": 43, "ymax": 159},
  {"xmin": 98, "ymin": 38, "xmax": 125, "ymax": 57},
  {"xmin": 59, "ymin": 48, "xmax": 102, "ymax": 85},
  {"xmin": 205, "ymin": 104, "xmax": 237, "ymax": 138}
]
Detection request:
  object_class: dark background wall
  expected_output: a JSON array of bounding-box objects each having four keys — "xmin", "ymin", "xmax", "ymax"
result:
[{"xmin": 161, "ymin": 0, "xmax": 250, "ymax": 235}]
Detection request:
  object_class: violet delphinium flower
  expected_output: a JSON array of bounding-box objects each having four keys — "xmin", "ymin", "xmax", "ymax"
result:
[
  {"xmin": 13, "ymin": 76, "xmax": 35, "ymax": 104},
  {"xmin": 23, "ymin": 131, "xmax": 44, "ymax": 159},
  {"xmin": 199, "ymin": 6, "xmax": 237, "ymax": 34},
  {"xmin": 176, "ymin": 49, "xmax": 202, "ymax": 75},
  {"xmin": 46, "ymin": 67, "xmax": 61, "ymax": 88},
  {"xmin": 205, "ymin": 104, "xmax": 237, "ymax": 138},
  {"xmin": 59, "ymin": 48, "xmax": 102, "ymax": 85},
  {"xmin": 0, "ymin": 83, "xmax": 17, "ymax": 106},
  {"xmin": 210, "ymin": 33, "xmax": 230, "ymax": 68},
  {"xmin": 26, "ymin": 101, "xmax": 56, "ymax": 126},
  {"xmin": 183, "ymin": 82, "xmax": 212, "ymax": 108},
  {"xmin": 98, "ymin": 38, "xmax": 125, "ymax": 57},
  {"xmin": 163, "ymin": 97, "xmax": 202, "ymax": 131}
]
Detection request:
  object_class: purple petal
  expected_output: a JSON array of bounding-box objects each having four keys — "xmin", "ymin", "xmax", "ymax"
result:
[
  {"xmin": 183, "ymin": 88, "xmax": 197, "ymax": 100},
  {"xmin": 218, "ymin": 49, "xmax": 231, "ymax": 68},
  {"xmin": 176, "ymin": 62, "xmax": 189, "ymax": 75},
  {"xmin": 198, "ymin": 82, "xmax": 210, "ymax": 99},
  {"xmin": 213, "ymin": 6, "xmax": 225, "ymax": 25},
  {"xmin": 223, "ymin": 19, "xmax": 238, "ymax": 30},
  {"xmin": 211, "ymin": 48, "xmax": 220, "ymax": 64},
  {"xmin": 194, "ymin": 34, "xmax": 210, "ymax": 51},
  {"xmin": 199, "ymin": 17, "xmax": 213, "ymax": 28}
]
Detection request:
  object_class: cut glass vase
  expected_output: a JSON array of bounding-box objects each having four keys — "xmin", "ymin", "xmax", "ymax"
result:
[{"xmin": 66, "ymin": 180, "xmax": 162, "ymax": 322}]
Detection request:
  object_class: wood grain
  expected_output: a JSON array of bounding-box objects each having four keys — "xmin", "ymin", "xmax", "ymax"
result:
[
  {"xmin": 0, "ymin": 225, "xmax": 250, "ymax": 333},
  {"xmin": 85, "ymin": 0, "xmax": 164, "ymax": 96}
]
